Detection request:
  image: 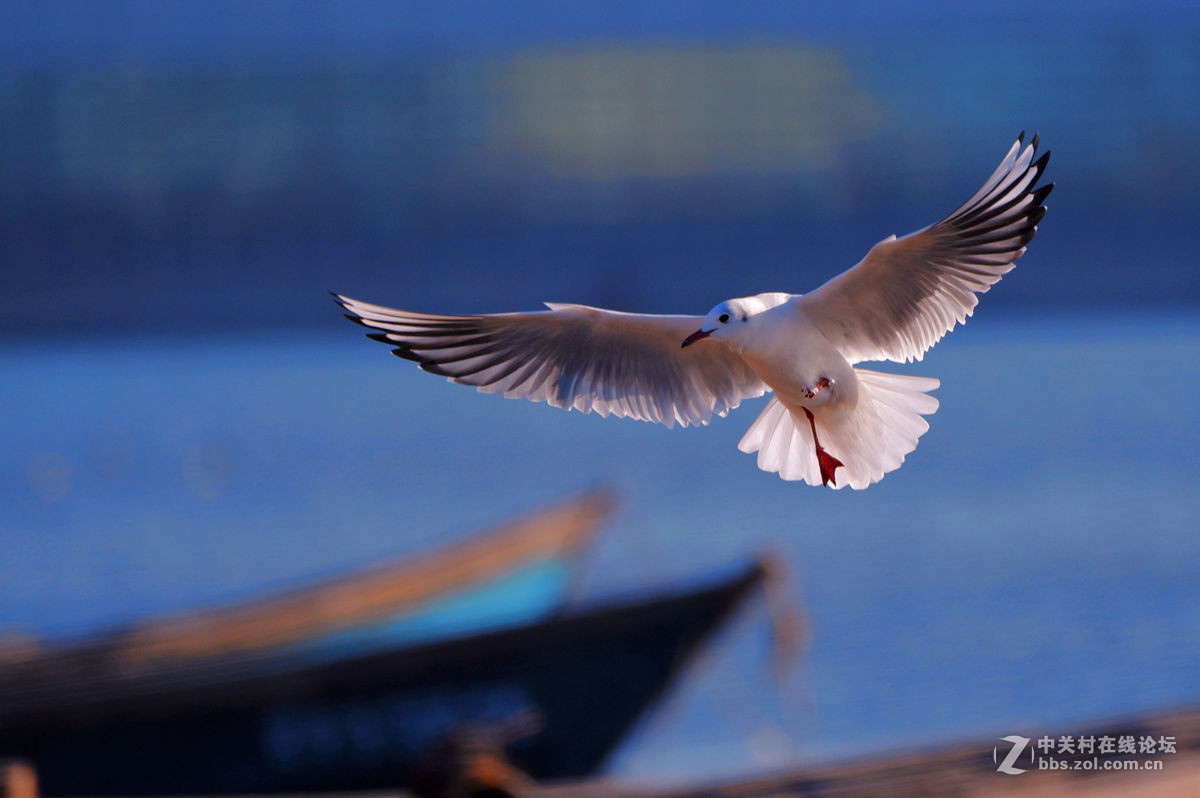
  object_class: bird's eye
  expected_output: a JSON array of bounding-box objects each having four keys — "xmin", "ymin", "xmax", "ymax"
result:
[{"xmin": 718, "ymin": 313, "xmax": 729, "ymax": 324}]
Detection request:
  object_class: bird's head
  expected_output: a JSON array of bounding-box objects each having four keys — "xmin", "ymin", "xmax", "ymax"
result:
[{"xmin": 681, "ymin": 299, "xmax": 752, "ymax": 348}]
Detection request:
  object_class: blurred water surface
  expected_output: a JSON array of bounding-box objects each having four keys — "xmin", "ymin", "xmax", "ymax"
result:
[
  {"xmin": 3, "ymin": 0, "xmax": 1200, "ymax": 784},
  {"xmin": 3, "ymin": 311, "xmax": 1197, "ymax": 780},
  {"xmin": 3, "ymin": 2, "xmax": 1199, "ymax": 335}
]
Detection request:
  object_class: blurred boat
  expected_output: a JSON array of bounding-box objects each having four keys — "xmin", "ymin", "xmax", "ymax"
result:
[
  {"xmin": 0, "ymin": 493, "xmax": 768, "ymax": 796},
  {"xmin": 119, "ymin": 490, "xmax": 613, "ymax": 664}
]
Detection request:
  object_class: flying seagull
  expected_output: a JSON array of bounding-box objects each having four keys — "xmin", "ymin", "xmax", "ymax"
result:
[{"xmin": 335, "ymin": 133, "xmax": 1052, "ymax": 489}]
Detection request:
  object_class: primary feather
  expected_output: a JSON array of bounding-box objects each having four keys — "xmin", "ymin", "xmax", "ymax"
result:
[{"xmin": 335, "ymin": 296, "xmax": 766, "ymax": 428}]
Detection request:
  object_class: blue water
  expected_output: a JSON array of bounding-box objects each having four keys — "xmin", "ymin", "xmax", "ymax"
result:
[{"xmin": 2, "ymin": 311, "xmax": 1198, "ymax": 782}]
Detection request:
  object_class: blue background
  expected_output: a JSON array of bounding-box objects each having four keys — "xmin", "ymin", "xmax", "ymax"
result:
[{"xmin": 2, "ymin": 0, "xmax": 1199, "ymax": 784}]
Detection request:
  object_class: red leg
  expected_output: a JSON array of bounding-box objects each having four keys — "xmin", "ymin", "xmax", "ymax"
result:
[{"xmin": 802, "ymin": 407, "xmax": 843, "ymax": 487}]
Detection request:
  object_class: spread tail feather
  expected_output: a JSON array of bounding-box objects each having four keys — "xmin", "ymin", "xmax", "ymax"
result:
[{"xmin": 738, "ymin": 370, "xmax": 939, "ymax": 489}]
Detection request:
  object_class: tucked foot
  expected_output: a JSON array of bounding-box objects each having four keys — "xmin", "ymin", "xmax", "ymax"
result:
[
  {"xmin": 801, "ymin": 377, "xmax": 832, "ymax": 400},
  {"xmin": 802, "ymin": 407, "xmax": 843, "ymax": 487}
]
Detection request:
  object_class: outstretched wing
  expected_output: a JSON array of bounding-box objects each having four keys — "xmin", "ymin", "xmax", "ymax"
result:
[
  {"xmin": 798, "ymin": 133, "xmax": 1053, "ymax": 364},
  {"xmin": 335, "ymin": 295, "xmax": 767, "ymax": 428}
]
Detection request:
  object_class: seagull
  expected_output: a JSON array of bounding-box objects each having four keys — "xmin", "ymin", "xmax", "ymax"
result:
[{"xmin": 335, "ymin": 133, "xmax": 1052, "ymax": 489}]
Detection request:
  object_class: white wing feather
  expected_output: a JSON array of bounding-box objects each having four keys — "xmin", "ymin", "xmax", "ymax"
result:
[
  {"xmin": 798, "ymin": 133, "xmax": 1053, "ymax": 364},
  {"xmin": 335, "ymin": 296, "xmax": 767, "ymax": 428}
]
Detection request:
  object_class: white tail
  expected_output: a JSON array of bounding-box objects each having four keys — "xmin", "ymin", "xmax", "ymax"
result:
[{"xmin": 738, "ymin": 370, "xmax": 940, "ymax": 489}]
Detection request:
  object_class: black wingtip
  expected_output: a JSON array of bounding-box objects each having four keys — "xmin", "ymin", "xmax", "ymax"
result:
[
  {"xmin": 1029, "ymin": 150, "xmax": 1052, "ymax": 186},
  {"xmin": 416, "ymin": 360, "xmax": 453, "ymax": 376},
  {"xmin": 1017, "ymin": 130, "xmax": 1026, "ymax": 145},
  {"xmin": 389, "ymin": 347, "xmax": 426, "ymax": 364}
]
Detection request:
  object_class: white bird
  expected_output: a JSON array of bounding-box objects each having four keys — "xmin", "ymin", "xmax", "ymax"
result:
[{"xmin": 336, "ymin": 133, "xmax": 1052, "ymax": 489}]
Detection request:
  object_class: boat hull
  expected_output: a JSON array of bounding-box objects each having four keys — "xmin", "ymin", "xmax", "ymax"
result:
[{"xmin": 0, "ymin": 566, "xmax": 762, "ymax": 795}]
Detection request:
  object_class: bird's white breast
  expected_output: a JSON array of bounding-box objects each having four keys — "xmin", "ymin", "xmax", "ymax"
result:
[{"xmin": 737, "ymin": 301, "xmax": 859, "ymax": 410}]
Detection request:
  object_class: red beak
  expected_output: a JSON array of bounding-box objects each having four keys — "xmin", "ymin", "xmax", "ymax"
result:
[{"xmin": 681, "ymin": 328, "xmax": 713, "ymax": 348}]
